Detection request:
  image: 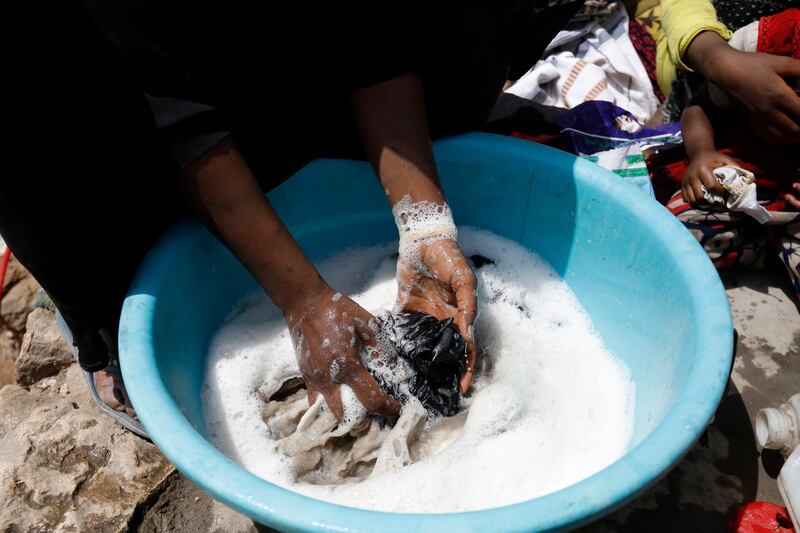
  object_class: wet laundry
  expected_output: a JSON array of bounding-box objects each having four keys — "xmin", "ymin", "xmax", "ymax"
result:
[
  {"xmin": 258, "ymin": 309, "xmax": 469, "ymax": 484},
  {"xmin": 372, "ymin": 312, "xmax": 467, "ymax": 417},
  {"xmin": 262, "ymin": 383, "xmax": 466, "ymax": 485}
]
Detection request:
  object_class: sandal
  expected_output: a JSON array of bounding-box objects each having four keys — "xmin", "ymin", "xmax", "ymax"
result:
[{"xmin": 55, "ymin": 310, "xmax": 150, "ymax": 438}]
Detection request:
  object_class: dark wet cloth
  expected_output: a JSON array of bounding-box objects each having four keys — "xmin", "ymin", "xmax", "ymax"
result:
[{"xmin": 376, "ymin": 313, "xmax": 467, "ymax": 417}]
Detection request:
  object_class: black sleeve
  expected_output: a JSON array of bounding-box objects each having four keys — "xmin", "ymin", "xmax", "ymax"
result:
[
  {"xmin": 329, "ymin": 3, "xmax": 427, "ymax": 91},
  {"xmin": 145, "ymin": 95, "xmax": 230, "ymax": 168}
]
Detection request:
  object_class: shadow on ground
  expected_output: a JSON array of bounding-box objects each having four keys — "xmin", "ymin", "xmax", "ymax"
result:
[{"xmin": 587, "ymin": 265, "xmax": 799, "ymax": 532}]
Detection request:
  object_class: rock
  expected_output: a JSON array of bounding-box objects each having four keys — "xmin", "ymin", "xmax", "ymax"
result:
[
  {"xmin": 3, "ymin": 256, "xmax": 31, "ymax": 289},
  {"xmin": 1, "ymin": 275, "xmax": 39, "ymax": 333},
  {"xmin": 0, "ymin": 365, "xmax": 175, "ymax": 532},
  {"xmin": 15, "ymin": 308, "xmax": 74, "ymax": 386},
  {"xmin": 134, "ymin": 474, "xmax": 260, "ymax": 533},
  {"xmin": 0, "ymin": 257, "xmax": 40, "ymax": 387},
  {"xmin": 0, "ymin": 330, "xmax": 19, "ymax": 388},
  {"xmin": 0, "ymin": 301, "xmax": 260, "ymax": 531}
]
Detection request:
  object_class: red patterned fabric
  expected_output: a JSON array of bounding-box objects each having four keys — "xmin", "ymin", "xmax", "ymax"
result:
[
  {"xmin": 649, "ymin": 144, "xmax": 800, "ymax": 298},
  {"xmin": 628, "ymin": 19, "xmax": 664, "ymax": 102},
  {"xmin": 758, "ymin": 7, "xmax": 800, "ymax": 58}
]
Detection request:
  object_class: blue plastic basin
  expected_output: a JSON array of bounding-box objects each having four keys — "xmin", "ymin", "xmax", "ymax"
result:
[{"xmin": 119, "ymin": 133, "xmax": 733, "ymax": 532}]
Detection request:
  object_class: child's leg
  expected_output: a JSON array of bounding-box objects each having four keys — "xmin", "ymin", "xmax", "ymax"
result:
[{"xmin": 665, "ymin": 190, "xmax": 770, "ymax": 269}]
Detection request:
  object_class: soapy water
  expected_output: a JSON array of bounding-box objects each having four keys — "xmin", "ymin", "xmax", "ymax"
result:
[
  {"xmin": 392, "ymin": 195, "xmax": 458, "ymax": 275},
  {"xmin": 203, "ymin": 228, "xmax": 635, "ymax": 513}
]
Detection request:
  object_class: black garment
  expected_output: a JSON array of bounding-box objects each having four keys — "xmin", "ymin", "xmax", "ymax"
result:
[
  {"xmin": 6, "ymin": 1, "xmax": 580, "ymax": 371},
  {"xmin": 714, "ymin": 0, "xmax": 797, "ymax": 29},
  {"xmin": 375, "ymin": 312, "xmax": 467, "ymax": 417}
]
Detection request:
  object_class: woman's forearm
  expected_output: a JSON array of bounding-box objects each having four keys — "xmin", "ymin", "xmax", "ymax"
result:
[
  {"xmin": 180, "ymin": 138, "xmax": 326, "ymax": 314},
  {"xmin": 351, "ymin": 72, "xmax": 445, "ymax": 206},
  {"xmin": 683, "ymin": 31, "xmax": 733, "ymax": 83}
]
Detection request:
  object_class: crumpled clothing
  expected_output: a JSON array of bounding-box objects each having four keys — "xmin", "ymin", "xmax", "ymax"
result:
[
  {"xmin": 506, "ymin": 7, "xmax": 660, "ymax": 122},
  {"xmin": 373, "ymin": 312, "xmax": 467, "ymax": 417},
  {"xmin": 261, "ymin": 384, "xmax": 466, "ymax": 485},
  {"xmin": 256, "ymin": 309, "xmax": 469, "ymax": 485},
  {"xmin": 702, "ymin": 166, "xmax": 772, "ymax": 224},
  {"xmin": 649, "ymin": 147, "xmax": 800, "ymax": 299}
]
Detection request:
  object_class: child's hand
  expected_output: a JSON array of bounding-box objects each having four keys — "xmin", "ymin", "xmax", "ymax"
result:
[
  {"xmin": 682, "ymin": 151, "xmax": 738, "ymax": 205},
  {"xmin": 784, "ymin": 184, "xmax": 800, "ymax": 210}
]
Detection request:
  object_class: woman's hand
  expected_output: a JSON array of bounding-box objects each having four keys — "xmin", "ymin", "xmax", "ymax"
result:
[
  {"xmin": 687, "ymin": 32, "xmax": 800, "ymax": 144},
  {"xmin": 181, "ymin": 140, "xmax": 400, "ymax": 421},
  {"xmin": 284, "ymin": 284, "xmax": 401, "ymax": 420},
  {"xmin": 396, "ymin": 239, "xmax": 478, "ymax": 394},
  {"xmin": 351, "ymin": 72, "xmax": 480, "ymax": 393},
  {"xmin": 681, "ymin": 150, "xmax": 737, "ymax": 205}
]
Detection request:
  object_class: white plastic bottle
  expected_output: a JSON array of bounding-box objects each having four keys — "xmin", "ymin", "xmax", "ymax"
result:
[
  {"xmin": 756, "ymin": 393, "xmax": 800, "ymax": 525},
  {"xmin": 780, "ymin": 447, "xmax": 800, "ymax": 528}
]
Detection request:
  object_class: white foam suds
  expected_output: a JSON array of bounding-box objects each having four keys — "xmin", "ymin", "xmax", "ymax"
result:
[
  {"xmin": 392, "ymin": 195, "xmax": 458, "ymax": 273},
  {"xmin": 202, "ymin": 228, "xmax": 635, "ymax": 513}
]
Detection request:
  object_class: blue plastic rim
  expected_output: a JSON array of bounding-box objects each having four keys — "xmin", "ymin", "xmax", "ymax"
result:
[{"xmin": 119, "ymin": 133, "xmax": 733, "ymax": 532}]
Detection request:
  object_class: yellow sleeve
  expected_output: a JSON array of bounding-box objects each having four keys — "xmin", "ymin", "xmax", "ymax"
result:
[
  {"xmin": 656, "ymin": 0, "xmax": 732, "ymax": 95},
  {"xmin": 656, "ymin": 34, "xmax": 677, "ymax": 96}
]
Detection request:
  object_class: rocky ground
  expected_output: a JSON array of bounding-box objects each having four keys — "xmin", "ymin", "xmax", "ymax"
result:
[
  {"xmin": 0, "ymin": 259, "xmax": 798, "ymax": 532},
  {"xmin": 0, "ymin": 261, "xmax": 257, "ymax": 533}
]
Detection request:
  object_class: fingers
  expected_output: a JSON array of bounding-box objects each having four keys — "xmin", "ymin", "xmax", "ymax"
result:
[
  {"xmin": 343, "ymin": 363, "xmax": 402, "ymax": 417},
  {"xmin": 682, "ymin": 179, "xmax": 696, "ymax": 205},
  {"xmin": 319, "ymin": 384, "xmax": 345, "ymax": 420},
  {"xmin": 452, "ymin": 269, "xmax": 477, "ymax": 335},
  {"xmin": 774, "ymin": 110, "xmax": 800, "ymax": 143},
  {"xmin": 773, "ymin": 55, "xmax": 800, "ymax": 87},
  {"xmin": 698, "ymin": 167, "xmax": 721, "ymax": 194},
  {"xmin": 352, "ymin": 310, "xmax": 402, "ymax": 417},
  {"xmin": 351, "ymin": 306, "xmax": 379, "ymax": 348},
  {"xmin": 690, "ymin": 174, "xmax": 706, "ymax": 204},
  {"xmin": 402, "ymin": 294, "xmax": 452, "ymax": 318},
  {"xmin": 307, "ymin": 386, "xmax": 320, "ymax": 407},
  {"xmin": 452, "ymin": 268, "xmax": 477, "ymax": 395},
  {"xmin": 752, "ymin": 118, "xmax": 788, "ymax": 144},
  {"xmin": 768, "ymin": 57, "xmax": 800, "ymax": 127},
  {"xmin": 460, "ymin": 341, "xmax": 477, "ymax": 395}
]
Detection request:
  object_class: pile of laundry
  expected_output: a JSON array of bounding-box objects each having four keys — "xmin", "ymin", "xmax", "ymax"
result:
[
  {"xmin": 260, "ymin": 311, "xmax": 469, "ymax": 485},
  {"xmin": 505, "ymin": 3, "xmax": 659, "ymax": 123},
  {"xmin": 505, "ymin": 1, "xmax": 681, "ymax": 197}
]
